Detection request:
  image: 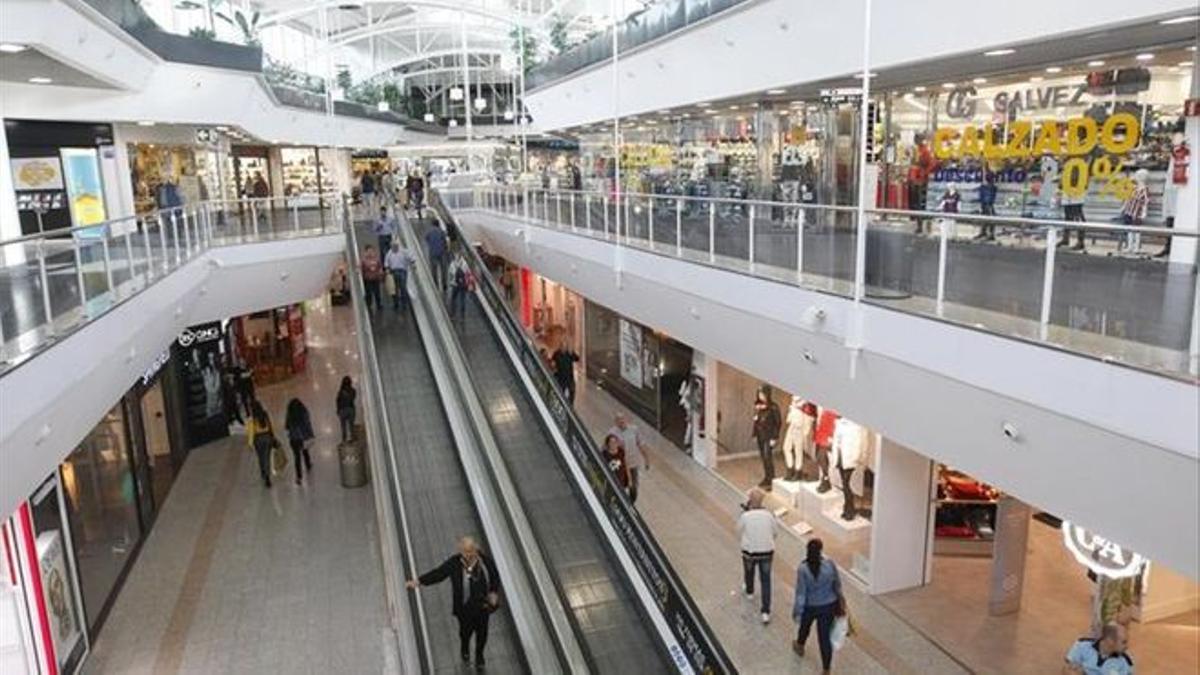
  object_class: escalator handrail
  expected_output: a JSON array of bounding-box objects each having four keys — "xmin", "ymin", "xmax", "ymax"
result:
[
  {"xmin": 430, "ymin": 190, "xmax": 738, "ymax": 675},
  {"xmin": 395, "ymin": 212, "xmax": 588, "ymax": 673},
  {"xmin": 344, "ymin": 206, "xmax": 436, "ymax": 672}
]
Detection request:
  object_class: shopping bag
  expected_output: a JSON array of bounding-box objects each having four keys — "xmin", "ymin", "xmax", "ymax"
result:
[
  {"xmin": 830, "ymin": 615, "xmax": 850, "ymax": 651},
  {"xmin": 271, "ymin": 444, "xmax": 289, "ymax": 475},
  {"xmin": 384, "ymin": 271, "xmax": 396, "ymax": 296}
]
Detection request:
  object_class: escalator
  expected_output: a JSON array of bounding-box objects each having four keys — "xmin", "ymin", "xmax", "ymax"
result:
[{"xmin": 407, "ymin": 201, "xmax": 736, "ymax": 675}]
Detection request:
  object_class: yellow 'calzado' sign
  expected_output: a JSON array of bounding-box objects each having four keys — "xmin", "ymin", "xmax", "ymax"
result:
[{"xmin": 932, "ymin": 112, "xmax": 1139, "ymax": 161}]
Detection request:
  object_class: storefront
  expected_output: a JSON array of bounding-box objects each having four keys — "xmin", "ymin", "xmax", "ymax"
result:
[
  {"xmin": 227, "ymin": 145, "xmax": 273, "ymax": 199},
  {"xmin": 351, "ymin": 150, "xmax": 391, "ymax": 177},
  {"xmin": 280, "ymin": 146, "xmax": 329, "ymax": 206},
  {"xmin": 123, "ymin": 347, "xmax": 185, "ymax": 526},
  {"xmin": 228, "ymin": 304, "xmax": 308, "ymax": 386},
  {"xmin": 6, "ymin": 119, "xmax": 118, "ymax": 235},
  {"xmin": 126, "ymin": 139, "xmax": 221, "ymax": 216},
  {"xmin": 168, "ymin": 321, "xmax": 231, "ymax": 451}
]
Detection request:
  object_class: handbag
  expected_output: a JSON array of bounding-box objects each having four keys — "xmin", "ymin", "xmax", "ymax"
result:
[
  {"xmin": 384, "ymin": 271, "xmax": 397, "ymax": 296},
  {"xmin": 271, "ymin": 443, "xmax": 289, "ymax": 475}
]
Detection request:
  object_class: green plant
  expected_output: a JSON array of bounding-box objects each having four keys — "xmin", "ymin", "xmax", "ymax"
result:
[
  {"xmin": 232, "ymin": 9, "xmax": 261, "ymax": 46},
  {"xmin": 549, "ymin": 14, "xmax": 570, "ymax": 54},
  {"xmin": 336, "ymin": 68, "xmax": 353, "ymax": 93},
  {"xmin": 188, "ymin": 26, "xmax": 216, "ymax": 40},
  {"xmin": 509, "ymin": 27, "xmax": 539, "ymax": 73}
]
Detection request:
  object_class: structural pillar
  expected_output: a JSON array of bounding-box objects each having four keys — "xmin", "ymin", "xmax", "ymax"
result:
[
  {"xmin": 868, "ymin": 437, "xmax": 935, "ymax": 594},
  {"xmin": 0, "ymin": 118, "xmax": 24, "ymax": 265}
]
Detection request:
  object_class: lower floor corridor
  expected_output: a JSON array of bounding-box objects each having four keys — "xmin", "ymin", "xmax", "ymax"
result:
[{"xmin": 82, "ymin": 295, "xmax": 394, "ymax": 675}]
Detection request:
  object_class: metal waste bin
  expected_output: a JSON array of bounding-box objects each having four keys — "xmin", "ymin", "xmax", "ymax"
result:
[{"xmin": 339, "ymin": 433, "xmax": 368, "ymax": 488}]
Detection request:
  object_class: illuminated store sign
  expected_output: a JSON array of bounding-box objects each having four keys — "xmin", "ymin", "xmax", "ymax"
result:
[
  {"xmin": 177, "ymin": 325, "xmax": 221, "ymax": 347},
  {"xmin": 1062, "ymin": 521, "xmax": 1146, "ymax": 579}
]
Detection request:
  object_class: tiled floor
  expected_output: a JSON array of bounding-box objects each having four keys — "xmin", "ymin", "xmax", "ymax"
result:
[
  {"xmin": 572, "ymin": 382, "xmax": 968, "ymax": 675},
  {"xmin": 83, "ymin": 294, "xmax": 395, "ymax": 675}
]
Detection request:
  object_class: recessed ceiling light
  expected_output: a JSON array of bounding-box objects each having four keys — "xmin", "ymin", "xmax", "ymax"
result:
[
  {"xmin": 1135, "ymin": 53, "xmax": 1154, "ymax": 61},
  {"xmin": 1180, "ymin": 61, "xmax": 1195, "ymax": 67},
  {"xmin": 913, "ymin": 85, "xmax": 927, "ymax": 92},
  {"xmin": 941, "ymin": 82, "xmax": 956, "ymax": 89},
  {"xmin": 1191, "ymin": 46, "xmax": 1198, "ymax": 52},
  {"xmin": 972, "ymin": 77, "xmax": 987, "ymax": 84},
  {"xmin": 984, "ymin": 48, "xmax": 1015, "ymax": 56},
  {"xmin": 0, "ymin": 43, "xmax": 27, "ymax": 53},
  {"xmin": 854, "ymin": 72, "xmax": 877, "ymax": 79},
  {"xmin": 1046, "ymin": 66, "xmax": 1062, "ymax": 73},
  {"xmin": 137, "ymin": 121, "xmax": 156, "ymax": 126},
  {"xmin": 767, "ymin": 89, "xmax": 786, "ymax": 95},
  {"xmin": 1087, "ymin": 60, "xmax": 1106, "ymax": 67},
  {"xmin": 729, "ymin": 105, "xmax": 739, "ymax": 110},
  {"xmin": 1158, "ymin": 15, "xmax": 1198, "ymax": 24},
  {"xmin": 215, "ymin": 125, "xmax": 229, "ymax": 131},
  {"xmin": 28, "ymin": 76, "xmax": 52, "ymax": 84},
  {"xmin": 1029, "ymin": 76, "xmax": 1044, "ymax": 83}
]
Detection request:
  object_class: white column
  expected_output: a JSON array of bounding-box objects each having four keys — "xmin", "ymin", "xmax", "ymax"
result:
[
  {"xmin": 868, "ymin": 437, "xmax": 935, "ymax": 594},
  {"xmin": 691, "ymin": 351, "xmax": 719, "ymax": 469},
  {"xmin": 1169, "ymin": 53, "xmax": 1199, "ymax": 266},
  {"xmin": 0, "ymin": 118, "xmax": 25, "ymax": 265}
]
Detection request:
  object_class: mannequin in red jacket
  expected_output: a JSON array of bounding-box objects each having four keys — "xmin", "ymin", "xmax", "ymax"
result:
[{"xmin": 813, "ymin": 409, "xmax": 840, "ymax": 493}]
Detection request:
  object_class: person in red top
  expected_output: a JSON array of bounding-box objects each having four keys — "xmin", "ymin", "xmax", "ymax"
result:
[
  {"xmin": 602, "ymin": 433, "xmax": 631, "ymax": 496},
  {"xmin": 813, "ymin": 409, "xmax": 840, "ymax": 493},
  {"xmin": 360, "ymin": 244, "xmax": 385, "ymax": 312}
]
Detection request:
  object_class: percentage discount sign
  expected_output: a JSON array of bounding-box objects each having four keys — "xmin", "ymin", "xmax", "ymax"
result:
[{"xmin": 1092, "ymin": 157, "xmax": 1136, "ymax": 201}]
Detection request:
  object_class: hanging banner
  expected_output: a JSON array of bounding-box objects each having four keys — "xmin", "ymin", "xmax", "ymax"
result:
[{"xmin": 619, "ymin": 319, "xmax": 644, "ymax": 387}]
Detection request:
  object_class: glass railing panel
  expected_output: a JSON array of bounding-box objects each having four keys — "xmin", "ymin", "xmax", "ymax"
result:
[
  {"xmin": 712, "ymin": 197, "xmax": 750, "ymax": 263},
  {"xmin": 646, "ymin": 195, "xmax": 678, "ymax": 248},
  {"xmin": 624, "ymin": 194, "xmax": 651, "ymax": 243}
]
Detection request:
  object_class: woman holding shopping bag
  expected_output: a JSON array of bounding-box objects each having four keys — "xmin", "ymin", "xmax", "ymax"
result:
[
  {"xmin": 247, "ymin": 401, "xmax": 281, "ymax": 489},
  {"xmin": 792, "ymin": 538, "xmax": 845, "ymax": 673},
  {"xmin": 285, "ymin": 398, "xmax": 315, "ymax": 485}
]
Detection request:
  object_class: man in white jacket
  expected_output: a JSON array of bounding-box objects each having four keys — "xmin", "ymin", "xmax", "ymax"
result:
[{"xmin": 737, "ymin": 488, "xmax": 777, "ymax": 624}]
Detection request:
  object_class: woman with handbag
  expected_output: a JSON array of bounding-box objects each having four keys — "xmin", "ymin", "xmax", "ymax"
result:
[
  {"xmin": 406, "ymin": 536, "xmax": 501, "ymax": 670},
  {"xmin": 285, "ymin": 398, "xmax": 315, "ymax": 485},
  {"xmin": 792, "ymin": 538, "xmax": 843, "ymax": 674},
  {"xmin": 247, "ymin": 400, "xmax": 279, "ymax": 489}
]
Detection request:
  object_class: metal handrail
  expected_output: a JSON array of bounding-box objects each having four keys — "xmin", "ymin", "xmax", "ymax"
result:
[
  {"xmin": 430, "ymin": 190, "xmax": 739, "ymax": 674},
  {"xmin": 344, "ymin": 206, "xmax": 434, "ymax": 673}
]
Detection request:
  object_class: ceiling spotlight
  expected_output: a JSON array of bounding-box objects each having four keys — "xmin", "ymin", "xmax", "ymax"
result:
[
  {"xmin": 423, "ymin": 113, "xmax": 434, "ymax": 122},
  {"xmin": 1135, "ymin": 53, "xmax": 1154, "ymax": 61},
  {"xmin": 1180, "ymin": 61, "xmax": 1195, "ymax": 67},
  {"xmin": 767, "ymin": 88, "xmax": 786, "ymax": 95},
  {"xmin": 854, "ymin": 72, "xmax": 877, "ymax": 79},
  {"xmin": 913, "ymin": 85, "xmax": 927, "ymax": 92},
  {"xmin": 1158, "ymin": 15, "xmax": 1198, "ymax": 24},
  {"xmin": 1087, "ymin": 60, "xmax": 1106, "ymax": 67},
  {"xmin": 984, "ymin": 48, "xmax": 1015, "ymax": 56},
  {"xmin": 473, "ymin": 97, "xmax": 487, "ymax": 111},
  {"xmin": 1029, "ymin": 76, "xmax": 1044, "ymax": 83},
  {"xmin": 941, "ymin": 82, "xmax": 955, "ymax": 89},
  {"xmin": 449, "ymin": 87, "xmax": 464, "ymax": 101},
  {"xmin": 448, "ymin": 119, "xmax": 458, "ymax": 127},
  {"xmin": 503, "ymin": 109, "xmax": 514, "ymax": 121},
  {"xmin": 28, "ymin": 76, "xmax": 52, "ymax": 84},
  {"xmin": 729, "ymin": 105, "xmax": 739, "ymax": 110},
  {"xmin": 215, "ymin": 125, "xmax": 229, "ymax": 131},
  {"xmin": 972, "ymin": 77, "xmax": 987, "ymax": 84},
  {"xmin": 1045, "ymin": 66, "xmax": 1062, "ymax": 73},
  {"xmin": 0, "ymin": 43, "xmax": 27, "ymax": 53},
  {"xmin": 137, "ymin": 120, "xmax": 156, "ymax": 126}
]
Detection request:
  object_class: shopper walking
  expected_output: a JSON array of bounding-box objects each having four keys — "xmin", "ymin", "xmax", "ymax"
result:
[
  {"xmin": 607, "ymin": 413, "xmax": 650, "ymax": 504},
  {"xmin": 551, "ymin": 342, "xmax": 580, "ymax": 405},
  {"xmin": 601, "ymin": 433, "xmax": 631, "ymax": 496},
  {"xmin": 739, "ymin": 488, "xmax": 777, "ymax": 624},
  {"xmin": 361, "ymin": 170, "xmax": 376, "ymax": 213},
  {"xmin": 406, "ymin": 536, "xmax": 501, "ymax": 670},
  {"xmin": 360, "ymin": 244, "xmax": 385, "ymax": 312},
  {"xmin": 284, "ymin": 398, "xmax": 315, "ymax": 485},
  {"xmin": 234, "ymin": 361, "xmax": 256, "ymax": 419},
  {"xmin": 336, "ymin": 376, "xmax": 357, "ymax": 443},
  {"xmin": 425, "ymin": 222, "xmax": 449, "ymax": 292},
  {"xmin": 752, "ymin": 386, "xmax": 782, "ymax": 489},
  {"xmin": 1064, "ymin": 623, "xmax": 1133, "ymax": 675},
  {"xmin": 448, "ymin": 253, "xmax": 471, "ymax": 320},
  {"xmin": 374, "ymin": 205, "xmax": 397, "ymax": 252},
  {"xmin": 384, "ymin": 239, "xmax": 414, "ymax": 313},
  {"xmin": 246, "ymin": 400, "xmax": 279, "ymax": 489},
  {"xmin": 793, "ymin": 538, "xmax": 844, "ymax": 674}
]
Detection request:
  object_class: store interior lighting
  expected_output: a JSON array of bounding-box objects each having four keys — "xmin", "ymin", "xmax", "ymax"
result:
[
  {"xmin": 1135, "ymin": 53, "xmax": 1155, "ymax": 61},
  {"xmin": 767, "ymin": 89, "xmax": 786, "ymax": 94},
  {"xmin": 984, "ymin": 48, "xmax": 1016, "ymax": 56},
  {"xmin": 448, "ymin": 119, "xmax": 458, "ymax": 127},
  {"xmin": 972, "ymin": 77, "xmax": 987, "ymax": 84},
  {"xmin": 473, "ymin": 97, "xmax": 487, "ymax": 111},
  {"xmin": 1087, "ymin": 60, "xmax": 1106, "ymax": 66},
  {"xmin": 1045, "ymin": 66, "xmax": 1062, "ymax": 73},
  {"xmin": 503, "ymin": 109, "xmax": 514, "ymax": 121},
  {"xmin": 28, "ymin": 76, "xmax": 52, "ymax": 84},
  {"xmin": 941, "ymin": 82, "xmax": 955, "ymax": 89},
  {"xmin": 449, "ymin": 87, "xmax": 464, "ymax": 101},
  {"xmin": 137, "ymin": 121, "xmax": 155, "ymax": 126},
  {"xmin": 1029, "ymin": 75, "xmax": 1045, "ymax": 82},
  {"xmin": 0, "ymin": 43, "xmax": 27, "ymax": 53},
  {"xmin": 913, "ymin": 86, "xmax": 927, "ymax": 92},
  {"xmin": 423, "ymin": 113, "xmax": 435, "ymax": 122}
]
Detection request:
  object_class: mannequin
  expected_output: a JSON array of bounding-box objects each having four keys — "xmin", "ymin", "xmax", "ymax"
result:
[
  {"xmin": 678, "ymin": 369, "xmax": 702, "ymax": 453},
  {"xmin": 781, "ymin": 399, "xmax": 817, "ymax": 482},
  {"xmin": 831, "ymin": 418, "xmax": 869, "ymax": 520},
  {"xmin": 812, "ymin": 408, "xmax": 840, "ymax": 492},
  {"xmin": 1120, "ymin": 169, "xmax": 1150, "ymax": 253},
  {"xmin": 751, "ymin": 386, "xmax": 782, "ymax": 489}
]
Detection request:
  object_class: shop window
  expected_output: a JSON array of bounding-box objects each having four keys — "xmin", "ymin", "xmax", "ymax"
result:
[{"xmin": 28, "ymin": 478, "xmax": 87, "ymax": 673}]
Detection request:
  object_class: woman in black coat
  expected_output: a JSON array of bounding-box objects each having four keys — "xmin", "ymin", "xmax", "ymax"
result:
[
  {"xmin": 406, "ymin": 536, "xmax": 500, "ymax": 669},
  {"xmin": 284, "ymin": 398, "xmax": 315, "ymax": 484}
]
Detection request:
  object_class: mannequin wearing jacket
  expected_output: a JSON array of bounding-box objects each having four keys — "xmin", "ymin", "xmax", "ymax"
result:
[
  {"xmin": 751, "ymin": 386, "xmax": 782, "ymax": 489},
  {"xmin": 831, "ymin": 418, "xmax": 870, "ymax": 520},
  {"xmin": 781, "ymin": 399, "xmax": 817, "ymax": 482},
  {"xmin": 812, "ymin": 409, "xmax": 840, "ymax": 492}
]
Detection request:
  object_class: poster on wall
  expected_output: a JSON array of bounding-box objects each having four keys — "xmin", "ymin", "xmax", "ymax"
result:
[
  {"xmin": 618, "ymin": 319, "xmax": 643, "ymax": 387},
  {"xmin": 10, "ymin": 156, "xmax": 64, "ymax": 191},
  {"xmin": 60, "ymin": 147, "xmax": 108, "ymax": 231},
  {"xmin": 172, "ymin": 322, "xmax": 229, "ymax": 449},
  {"xmin": 35, "ymin": 530, "xmax": 83, "ymax": 669}
]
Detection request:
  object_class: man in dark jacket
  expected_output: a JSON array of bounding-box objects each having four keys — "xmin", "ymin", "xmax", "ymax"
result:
[
  {"xmin": 407, "ymin": 536, "xmax": 500, "ymax": 669},
  {"xmin": 752, "ymin": 385, "xmax": 782, "ymax": 489}
]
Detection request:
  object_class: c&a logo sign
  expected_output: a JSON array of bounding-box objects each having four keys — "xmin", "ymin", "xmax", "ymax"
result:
[{"xmin": 1061, "ymin": 521, "xmax": 1146, "ymax": 579}]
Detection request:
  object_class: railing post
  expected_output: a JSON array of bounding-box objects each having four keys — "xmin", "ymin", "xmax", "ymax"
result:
[
  {"xmin": 570, "ymin": 194, "xmax": 577, "ymax": 230},
  {"xmin": 1039, "ymin": 227, "xmax": 1059, "ymax": 341},
  {"xmin": 251, "ymin": 200, "xmax": 260, "ymax": 237},
  {"xmin": 603, "ymin": 196, "xmax": 610, "ymax": 237},
  {"xmin": 798, "ymin": 207, "xmax": 807, "ymax": 278},
  {"xmin": 708, "ymin": 202, "xmax": 716, "ymax": 263},
  {"xmin": 159, "ymin": 215, "xmax": 169, "ymax": 271},
  {"xmin": 170, "ymin": 212, "xmax": 181, "ymax": 265},
  {"xmin": 648, "ymin": 197, "xmax": 655, "ymax": 246},
  {"xmin": 182, "ymin": 211, "xmax": 192, "ymax": 257},
  {"xmin": 73, "ymin": 237, "xmax": 88, "ymax": 317},
  {"xmin": 748, "ymin": 204, "xmax": 756, "ymax": 266},
  {"xmin": 143, "ymin": 219, "xmax": 154, "ymax": 279},
  {"xmin": 556, "ymin": 192, "xmax": 562, "ymax": 226},
  {"xmin": 676, "ymin": 198, "xmax": 682, "ymax": 256},
  {"xmin": 936, "ymin": 218, "xmax": 949, "ymax": 316},
  {"xmin": 101, "ymin": 233, "xmax": 114, "ymax": 298},
  {"xmin": 37, "ymin": 240, "xmax": 54, "ymax": 336},
  {"xmin": 123, "ymin": 226, "xmax": 134, "ymax": 287},
  {"xmin": 584, "ymin": 195, "xmax": 591, "ymax": 231},
  {"xmin": 293, "ymin": 200, "xmax": 301, "ymax": 231},
  {"xmin": 542, "ymin": 191, "xmax": 549, "ymax": 223},
  {"xmin": 523, "ymin": 187, "xmax": 530, "ymax": 221}
]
